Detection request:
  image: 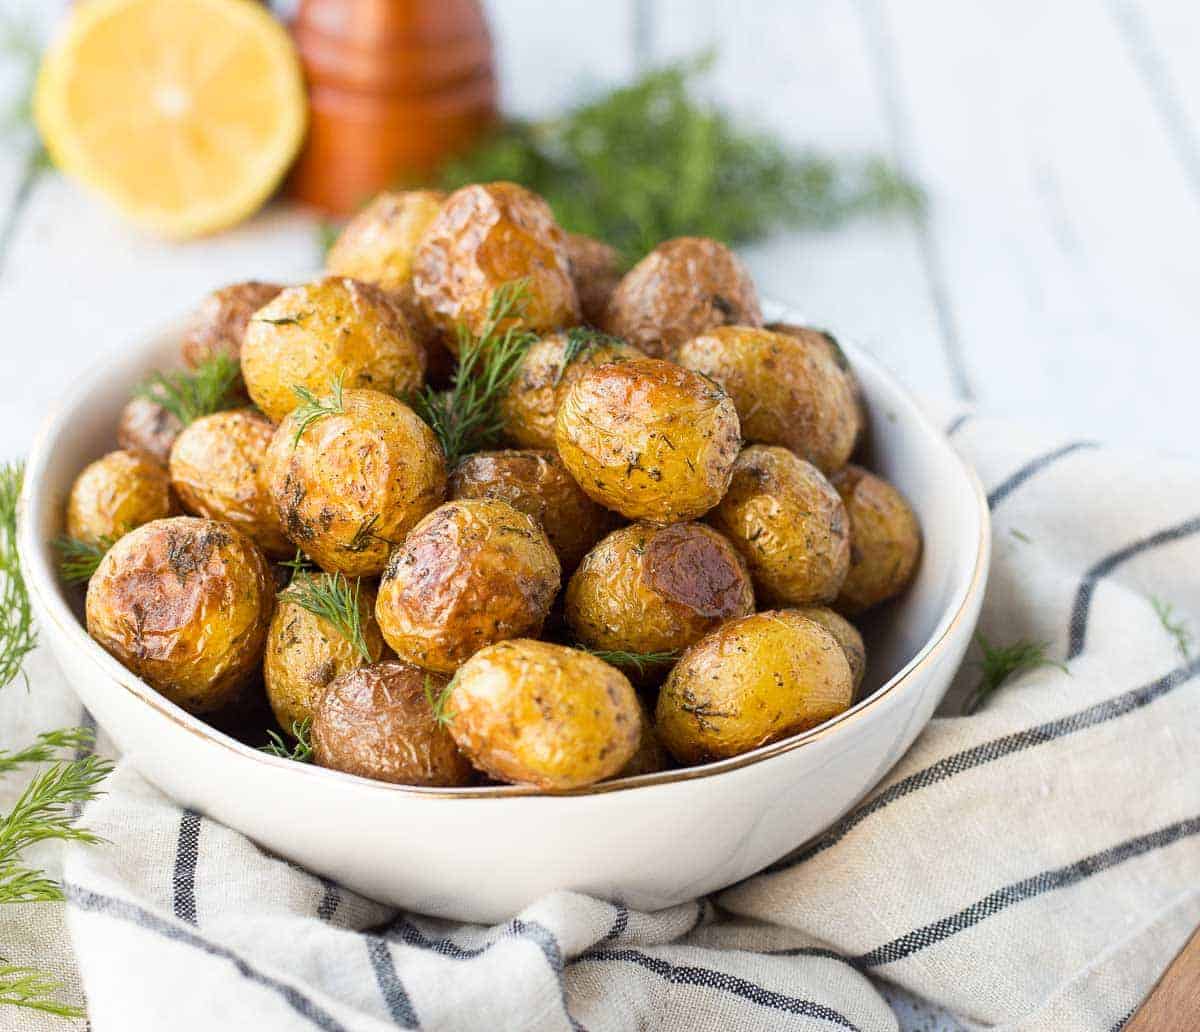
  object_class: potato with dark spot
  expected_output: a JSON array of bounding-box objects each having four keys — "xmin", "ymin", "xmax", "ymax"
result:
[
  {"xmin": 446, "ymin": 639, "xmax": 641, "ymax": 790},
  {"xmin": 66, "ymin": 449, "xmax": 177, "ymax": 546},
  {"xmin": 676, "ymin": 325, "xmax": 859, "ymax": 474},
  {"xmin": 116, "ymin": 397, "xmax": 183, "ymax": 466},
  {"xmin": 830, "ymin": 464, "xmax": 922, "ymax": 615},
  {"xmin": 565, "ymin": 232, "xmax": 621, "ymax": 324},
  {"xmin": 375, "ymin": 499, "xmax": 561, "ymax": 674},
  {"xmin": 85, "ymin": 517, "xmax": 274, "ymax": 713},
  {"xmin": 180, "ymin": 281, "xmax": 284, "ymax": 368},
  {"xmin": 601, "ymin": 237, "xmax": 761, "ymax": 359},
  {"xmin": 656, "ymin": 610, "xmax": 853, "ymax": 764},
  {"xmin": 261, "ymin": 388, "xmax": 446, "ymax": 578},
  {"xmin": 794, "ymin": 606, "xmax": 866, "ymax": 694},
  {"xmin": 555, "ymin": 358, "xmax": 741, "ymax": 523}
]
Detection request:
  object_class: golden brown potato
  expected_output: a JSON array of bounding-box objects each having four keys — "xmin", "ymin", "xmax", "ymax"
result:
[
  {"xmin": 375, "ymin": 499, "xmax": 561, "ymax": 674},
  {"xmin": 498, "ymin": 330, "xmax": 645, "ymax": 451},
  {"xmin": 169, "ymin": 410, "xmax": 291, "ymax": 558},
  {"xmin": 708, "ymin": 445, "xmax": 850, "ymax": 606},
  {"xmin": 241, "ymin": 277, "xmax": 426, "ymax": 423},
  {"xmin": 66, "ymin": 449, "xmax": 177, "ymax": 546},
  {"xmin": 616, "ymin": 701, "xmax": 672, "ymax": 778},
  {"xmin": 311, "ymin": 660, "xmax": 474, "ymax": 786},
  {"xmin": 116, "ymin": 397, "xmax": 182, "ymax": 466},
  {"xmin": 555, "ymin": 358, "xmax": 741, "ymax": 523},
  {"xmin": 601, "ymin": 237, "xmax": 761, "ymax": 359},
  {"xmin": 565, "ymin": 232, "xmax": 621, "ymax": 325},
  {"xmin": 676, "ymin": 325, "xmax": 859, "ymax": 474},
  {"xmin": 412, "ymin": 182, "xmax": 580, "ymax": 347},
  {"xmin": 181, "ymin": 281, "xmax": 284, "ymax": 367},
  {"xmin": 448, "ymin": 450, "xmax": 615, "ymax": 573},
  {"xmin": 830, "ymin": 464, "xmax": 922, "ymax": 615},
  {"xmin": 85, "ymin": 517, "xmax": 274, "ymax": 713},
  {"xmin": 656, "ymin": 610, "xmax": 853, "ymax": 764},
  {"xmin": 793, "ymin": 606, "xmax": 866, "ymax": 694},
  {"xmin": 446, "ymin": 639, "xmax": 641, "ymax": 790},
  {"xmin": 565, "ymin": 522, "xmax": 754, "ymax": 659},
  {"xmin": 262, "ymin": 388, "xmax": 446, "ymax": 578}
]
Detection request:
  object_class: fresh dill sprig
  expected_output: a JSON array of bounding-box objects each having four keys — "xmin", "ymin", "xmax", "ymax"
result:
[
  {"xmin": 963, "ymin": 634, "xmax": 1067, "ymax": 715},
  {"xmin": 261, "ymin": 718, "xmax": 314, "ymax": 763},
  {"xmin": 279, "ymin": 548, "xmax": 315, "ymax": 577},
  {"xmin": 52, "ymin": 534, "xmax": 114, "ymax": 585},
  {"xmin": 1150, "ymin": 597, "xmax": 1193, "ymax": 662},
  {"xmin": 555, "ymin": 327, "xmax": 626, "ymax": 385},
  {"xmin": 0, "ymin": 966, "xmax": 83, "ymax": 1018},
  {"xmin": 341, "ymin": 514, "xmax": 385, "ymax": 554},
  {"xmin": 278, "ymin": 570, "xmax": 371, "ymax": 661},
  {"xmin": 1009, "ymin": 528, "xmax": 1032, "ymax": 544},
  {"xmin": 134, "ymin": 352, "xmax": 241, "ymax": 426},
  {"xmin": 0, "ymin": 728, "xmax": 95, "ymax": 775},
  {"xmin": 316, "ymin": 219, "xmax": 341, "ymax": 260},
  {"xmin": 577, "ymin": 645, "xmax": 681, "ymax": 677},
  {"xmin": 291, "ymin": 372, "xmax": 345, "ymax": 447},
  {"xmin": 423, "ymin": 675, "xmax": 456, "ymax": 728},
  {"xmin": 0, "ymin": 462, "xmax": 36, "ymax": 691}
]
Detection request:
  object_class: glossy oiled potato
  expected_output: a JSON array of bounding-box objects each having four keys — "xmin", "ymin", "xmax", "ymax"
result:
[
  {"xmin": 709, "ymin": 446, "xmax": 850, "ymax": 606},
  {"xmin": 241, "ymin": 277, "xmax": 425, "ymax": 423},
  {"xmin": 169, "ymin": 410, "xmax": 291, "ymax": 558},
  {"xmin": 180, "ymin": 280, "xmax": 284, "ymax": 367},
  {"xmin": 311, "ymin": 660, "xmax": 474, "ymax": 786},
  {"xmin": 449, "ymin": 450, "xmax": 614, "ymax": 573},
  {"xmin": 447, "ymin": 639, "xmax": 641, "ymax": 790},
  {"xmin": 602, "ymin": 237, "xmax": 761, "ymax": 359},
  {"xmin": 85, "ymin": 517, "xmax": 273, "ymax": 713},
  {"xmin": 413, "ymin": 182, "xmax": 580, "ymax": 347},
  {"xmin": 66, "ymin": 449, "xmax": 177, "ymax": 546},
  {"xmin": 830, "ymin": 464, "xmax": 922, "ymax": 615},
  {"xmin": 116, "ymin": 397, "xmax": 182, "ymax": 466},
  {"xmin": 766, "ymin": 322, "xmax": 864, "ymax": 408},
  {"xmin": 555, "ymin": 358, "xmax": 741, "ymax": 523},
  {"xmin": 656, "ymin": 610, "xmax": 853, "ymax": 764},
  {"xmin": 565, "ymin": 232, "xmax": 621, "ymax": 325},
  {"xmin": 676, "ymin": 325, "xmax": 860, "ymax": 474},
  {"xmin": 794, "ymin": 605, "xmax": 866, "ymax": 694},
  {"xmin": 261, "ymin": 388, "xmax": 446, "ymax": 578},
  {"xmin": 375, "ymin": 499, "xmax": 561, "ymax": 674}
]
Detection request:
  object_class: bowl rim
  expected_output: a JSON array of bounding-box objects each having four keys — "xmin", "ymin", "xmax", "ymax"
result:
[{"xmin": 18, "ymin": 326, "xmax": 990, "ymax": 800}]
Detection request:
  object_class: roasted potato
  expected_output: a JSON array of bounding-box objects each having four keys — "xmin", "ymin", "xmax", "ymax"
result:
[
  {"xmin": 565, "ymin": 232, "xmax": 621, "ymax": 325},
  {"xmin": 709, "ymin": 445, "xmax": 850, "ymax": 606},
  {"xmin": 676, "ymin": 325, "xmax": 859, "ymax": 475},
  {"xmin": 116, "ymin": 397, "xmax": 182, "ymax": 466},
  {"xmin": 830, "ymin": 464, "xmax": 922, "ymax": 615},
  {"xmin": 412, "ymin": 182, "xmax": 580, "ymax": 347},
  {"xmin": 169, "ymin": 410, "xmax": 291, "ymax": 558},
  {"xmin": 616, "ymin": 700, "xmax": 672, "ymax": 778},
  {"xmin": 446, "ymin": 639, "xmax": 641, "ymax": 790},
  {"xmin": 376, "ymin": 499, "xmax": 560, "ymax": 673},
  {"xmin": 601, "ymin": 237, "xmax": 762, "ymax": 359},
  {"xmin": 180, "ymin": 280, "xmax": 284, "ymax": 368},
  {"xmin": 311, "ymin": 660, "xmax": 474, "ymax": 786},
  {"xmin": 66, "ymin": 449, "xmax": 177, "ymax": 546},
  {"xmin": 449, "ymin": 450, "xmax": 615, "ymax": 573},
  {"xmin": 85, "ymin": 517, "xmax": 273, "ymax": 713},
  {"xmin": 555, "ymin": 358, "xmax": 741, "ymax": 523},
  {"xmin": 241, "ymin": 277, "xmax": 426, "ymax": 423},
  {"xmin": 656, "ymin": 610, "xmax": 853, "ymax": 764},
  {"xmin": 262, "ymin": 388, "xmax": 445, "ymax": 577},
  {"xmin": 793, "ymin": 605, "xmax": 866, "ymax": 694}
]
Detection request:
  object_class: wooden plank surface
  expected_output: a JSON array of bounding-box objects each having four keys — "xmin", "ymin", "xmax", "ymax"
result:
[{"xmin": 1125, "ymin": 925, "xmax": 1200, "ymax": 1032}]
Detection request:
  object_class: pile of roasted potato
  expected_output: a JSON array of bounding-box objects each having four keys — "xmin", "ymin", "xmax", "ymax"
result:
[{"xmin": 59, "ymin": 180, "xmax": 921, "ymax": 792}]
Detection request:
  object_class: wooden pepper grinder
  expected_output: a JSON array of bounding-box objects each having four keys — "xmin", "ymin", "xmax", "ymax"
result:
[{"xmin": 288, "ymin": 0, "xmax": 497, "ymax": 215}]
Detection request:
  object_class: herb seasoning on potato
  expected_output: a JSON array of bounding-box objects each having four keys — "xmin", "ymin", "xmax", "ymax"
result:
[{"xmin": 66, "ymin": 449, "xmax": 177, "ymax": 547}]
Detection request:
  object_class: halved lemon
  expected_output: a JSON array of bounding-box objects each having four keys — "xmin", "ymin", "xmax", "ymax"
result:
[{"xmin": 35, "ymin": 0, "xmax": 307, "ymax": 238}]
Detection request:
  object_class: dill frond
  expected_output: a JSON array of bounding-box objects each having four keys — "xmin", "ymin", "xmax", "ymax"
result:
[
  {"xmin": 0, "ymin": 966, "xmax": 83, "ymax": 1018},
  {"xmin": 134, "ymin": 352, "xmax": 240, "ymax": 426},
  {"xmin": 0, "ymin": 728, "xmax": 95, "ymax": 775},
  {"xmin": 964, "ymin": 634, "xmax": 1067, "ymax": 714},
  {"xmin": 316, "ymin": 220, "xmax": 341, "ymax": 260},
  {"xmin": 278, "ymin": 570, "xmax": 370, "ymax": 661},
  {"xmin": 1009, "ymin": 528, "xmax": 1032, "ymax": 544},
  {"xmin": 1150, "ymin": 597, "xmax": 1193, "ymax": 662},
  {"xmin": 261, "ymin": 718, "xmax": 314, "ymax": 763},
  {"xmin": 577, "ymin": 646, "xmax": 681, "ymax": 677},
  {"xmin": 0, "ymin": 462, "xmax": 35, "ymax": 691},
  {"xmin": 340, "ymin": 514, "xmax": 385, "ymax": 554},
  {"xmin": 423, "ymin": 675, "xmax": 456, "ymax": 728},
  {"xmin": 555, "ymin": 327, "xmax": 627, "ymax": 385},
  {"xmin": 279, "ymin": 549, "xmax": 315, "ymax": 577},
  {"xmin": 53, "ymin": 534, "xmax": 113, "ymax": 585},
  {"xmin": 290, "ymin": 372, "xmax": 345, "ymax": 447}
]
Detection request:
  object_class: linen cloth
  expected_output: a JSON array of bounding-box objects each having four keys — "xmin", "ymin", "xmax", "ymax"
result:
[{"xmin": 4, "ymin": 411, "xmax": 1200, "ymax": 1031}]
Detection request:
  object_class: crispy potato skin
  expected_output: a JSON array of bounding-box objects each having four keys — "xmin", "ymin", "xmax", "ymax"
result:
[
  {"xmin": 449, "ymin": 450, "xmax": 615, "ymax": 573},
  {"xmin": 656, "ymin": 610, "xmax": 853, "ymax": 764},
  {"xmin": 601, "ymin": 237, "xmax": 761, "ymax": 359},
  {"xmin": 830, "ymin": 464, "xmax": 922, "ymax": 615},
  {"xmin": 66, "ymin": 449, "xmax": 177, "ymax": 546},
  {"xmin": 412, "ymin": 182, "xmax": 580, "ymax": 347},
  {"xmin": 447, "ymin": 640, "xmax": 641, "ymax": 790},
  {"xmin": 116, "ymin": 397, "xmax": 182, "ymax": 466},
  {"xmin": 241, "ymin": 277, "xmax": 426, "ymax": 423},
  {"xmin": 169, "ymin": 410, "xmax": 291, "ymax": 558},
  {"xmin": 376, "ymin": 499, "xmax": 561, "ymax": 674},
  {"xmin": 262, "ymin": 389, "xmax": 446, "ymax": 577},
  {"xmin": 85, "ymin": 517, "xmax": 273, "ymax": 713},
  {"xmin": 312, "ymin": 660, "xmax": 474, "ymax": 786},
  {"xmin": 793, "ymin": 605, "xmax": 866, "ymax": 694},
  {"xmin": 676, "ymin": 325, "xmax": 859, "ymax": 475},
  {"xmin": 709, "ymin": 446, "xmax": 849, "ymax": 606},
  {"xmin": 565, "ymin": 232, "xmax": 621, "ymax": 325},
  {"xmin": 498, "ymin": 331, "xmax": 645, "ymax": 451},
  {"xmin": 555, "ymin": 358, "xmax": 741, "ymax": 523},
  {"xmin": 565, "ymin": 522, "xmax": 754, "ymax": 656},
  {"xmin": 181, "ymin": 281, "xmax": 284, "ymax": 368}
]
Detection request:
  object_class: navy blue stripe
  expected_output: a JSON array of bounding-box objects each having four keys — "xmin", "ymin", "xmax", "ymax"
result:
[
  {"xmin": 602, "ymin": 902, "xmax": 629, "ymax": 942},
  {"xmin": 986, "ymin": 441, "xmax": 1098, "ymax": 509},
  {"xmin": 172, "ymin": 809, "xmax": 201, "ymax": 925},
  {"xmin": 316, "ymin": 877, "xmax": 341, "ymax": 923},
  {"xmin": 365, "ymin": 937, "xmax": 418, "ymax": 1028},
  {"xmin": 1108, "ymin": 1004, "xmax": 1137, "ymax": 1032}
]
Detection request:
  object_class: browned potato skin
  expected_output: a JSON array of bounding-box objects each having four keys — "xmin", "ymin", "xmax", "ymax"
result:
[
  {"xmin": 830, "ymin": 464, "xmax": 922, "ymax": 616},
  {"xmin": 169, "ymin": 410, "xmax": 291, "ymax": 558},
  {"xmin": 555, "ymin": 358, "xmax": 741, "ymax": 524},
  {"xmin": 66, "ymin": 449, "xmax": 177, "ymax": 546},
  {"xmin": 447, "ymin": 639, "xmax": 641, "ymax": 790},
  {"xmin": 498, "ymin": 331, "xmax": 645, "ymax": 451},
  {"xmin": 241, "ymin": 277, "xmax": 426, "ymax": 423},
  {"xmin": 765, "ymin": 321, "xmax": 867, "ymax": 451},
  {"xmin": 656, "ymin": 610, "xmax": 853, "ymax": 764},
  {"xmin": 449, "ymin": 450, "xmax": 615, "ymax": 573},
  {"xmin": 85, "ymin": 517, "xmax": 273, "ymax": 713},
  {"xmin": 412, "ymin": 182, "xmax": 580, "ymax": 348},
  {"xmin": 181, "ymin": 281, "xmax": 284, "ymax": 368},
  {"xmin": 601, "ymin": 237, "xmax": 762, "ymax": 359},
  {"xmin": 376, "ymin": 499, "xmax": 561, "ymax": 674},
  {"xmin": 676, "ymin": 325, "xmax": 859, "ymax": 475},
  {"xmin": 709, "ymin": 446, "xmax": 850, "ymax": 607},
  {"xmin": 262, "ymin": 389, "xmax": 446, "ymax": 578},
  {"xmin": 565, "ymin": 232, "xmax": 621, "ymax": 325},
  {"xmin": 312, "ymin": 660, "xmax": 474, "ymax": 786},
  {"xmin": 565, "ymin": 522, "xmax": 754, "ymax": 657},
  {"xmin": 794, "ymin": 606, "xmax": 866, "ymax": 694},
  {"xmin": 116, "ymin": 397, "xmax": 182, "ymax": 466}
]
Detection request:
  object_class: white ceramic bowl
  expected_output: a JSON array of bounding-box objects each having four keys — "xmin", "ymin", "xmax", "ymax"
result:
[{"xmin": 19, "ymin": 315, "xmax": 988, "ymax": 923}]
